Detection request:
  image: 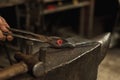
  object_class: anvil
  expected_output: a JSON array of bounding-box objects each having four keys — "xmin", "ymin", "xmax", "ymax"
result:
[{"xmin": 0, "ymin": 33, "xmax": 111, "ymax": 80}]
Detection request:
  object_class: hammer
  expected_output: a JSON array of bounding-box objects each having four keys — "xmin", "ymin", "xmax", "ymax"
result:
[{"xmin": 0, "ymin": 48, "xmax": 46, "ymax": 80}]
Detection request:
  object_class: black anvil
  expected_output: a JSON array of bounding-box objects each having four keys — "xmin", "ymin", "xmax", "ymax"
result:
[{"xmin": 0, "ymin": 33, "xmax": 111, "ymax": 80}]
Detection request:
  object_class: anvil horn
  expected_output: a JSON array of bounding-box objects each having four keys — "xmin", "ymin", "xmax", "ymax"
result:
[{"xmin": 92, "ymin": 33, "xmax": 111, "ymax": 63}]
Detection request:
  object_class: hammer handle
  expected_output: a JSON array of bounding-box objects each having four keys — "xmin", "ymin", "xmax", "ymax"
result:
[{"xmin": 0, "ymin": 62, "xmax": 28, "ymax": 80}]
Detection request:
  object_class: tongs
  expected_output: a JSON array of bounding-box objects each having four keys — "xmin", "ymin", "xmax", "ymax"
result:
[
  {"xmin": 4, "ymin": 28, "xmax": 68, "ymax": 48},
  {"xmin": 7, "ymin": 28, "xmax": 51, "ymax": 43},
  {"xmin": 4, "ymin": 28, "xmax": 97, "ymax": 48}
]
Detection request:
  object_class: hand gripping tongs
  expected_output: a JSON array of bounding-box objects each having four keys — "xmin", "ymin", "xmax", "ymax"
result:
[
  {"xmin": 4, "ymin": 28, "xmax": 97, "ymax": 48},
  {"xmin": 4, "ymin": 28, "xmax": 68, "ymax": 48}
]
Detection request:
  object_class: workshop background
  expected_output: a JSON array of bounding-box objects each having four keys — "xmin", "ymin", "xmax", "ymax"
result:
[{"xmin": 0, "ymin": 0, "xmax": 120, "ymax": 80}]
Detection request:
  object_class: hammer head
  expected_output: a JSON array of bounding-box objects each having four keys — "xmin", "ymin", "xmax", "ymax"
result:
[{"xmin": 33, "ymin": 62, "xmax": 45, "ymax": 77}]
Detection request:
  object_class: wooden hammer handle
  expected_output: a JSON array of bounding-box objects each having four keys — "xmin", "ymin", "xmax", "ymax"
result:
[{"xmin": 0, "ymin": 62, "xmax": 28, "ymax": 80}]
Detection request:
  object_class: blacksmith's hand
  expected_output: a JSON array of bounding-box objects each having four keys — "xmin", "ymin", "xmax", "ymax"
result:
[{"xmin": 0, "ymin": 16, "xmax": 13, "ymax": 41}]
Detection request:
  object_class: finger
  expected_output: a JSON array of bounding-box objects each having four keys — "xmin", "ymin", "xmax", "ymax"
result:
[
  {"xmin": 0, "ymin": 25, "xmax": 9, "ymax": 32},
  {"xmin": 0, "ymin": 30, "xmax": 4, "ymax": 40},
  {"xmin": 0, "ymin": 16, "xmax": 9, "ymax": 28},
  {"xmin": 0, "ymin": 18, "xmax": 2, "ymax": 23},
  {"xmin": 7, "ymin": 35, "xmax": 13, "ymax": 41},
  {"xmin": 6, "ymin": 31, "xmax": 13, "ymax": 41},
  {"xmin": 0, "ymin": 17, "xmax": 9, "ymax": 32}
]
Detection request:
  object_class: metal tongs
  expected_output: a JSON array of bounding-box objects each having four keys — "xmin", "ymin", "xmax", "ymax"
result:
[
  {"xmin": 4, "ymin": 28, "xmax": 97, "ymax": 48},
  {"xmin": 4, "ymin": 28, "xmax": 69, "ymax": 48},
  {"xmin": 7, "ymin": 28, "xmax": 51, "ymax": 43}
]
